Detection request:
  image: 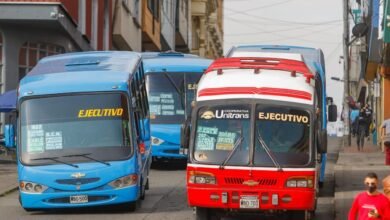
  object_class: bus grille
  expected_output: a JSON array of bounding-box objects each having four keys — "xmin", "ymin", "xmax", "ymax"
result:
[
  {"xmin": 56, "ymin": 178, "xmax": 100, "ymax": 185},
  {"xmin": 47, "ymin": 195, "xmax": 110, "ymax": 204},
  {"xmin": 224, "ymin": 177, "xmax": 277, "ymax": 186}
]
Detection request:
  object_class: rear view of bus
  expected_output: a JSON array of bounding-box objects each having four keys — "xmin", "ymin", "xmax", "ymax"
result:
[
  {"xmin": 143, "ymin": 52, "xmax": 212, "ymax": 163},
  {"xmin": 182, "ymin": 57, "xmax": 335, "ymax": 220},
  {"xmin": 9, "ymin": 52, "xmax": 151, "ymax": 211}
]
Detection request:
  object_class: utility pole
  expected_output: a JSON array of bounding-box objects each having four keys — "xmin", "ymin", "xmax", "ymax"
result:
[{"xmin": 343, "ymin": 0, "xmax": 351, "ymax": 146}]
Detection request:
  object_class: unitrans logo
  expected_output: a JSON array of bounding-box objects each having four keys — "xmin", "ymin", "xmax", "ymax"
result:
[{"xmin": 201, "ymin": 111, "xmax": 215, "ymax": 119}]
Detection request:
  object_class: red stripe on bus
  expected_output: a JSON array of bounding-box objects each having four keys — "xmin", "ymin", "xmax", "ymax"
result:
[{"xmin": 198, "ymin": 87, "xmax": 312, "ymax": 100}]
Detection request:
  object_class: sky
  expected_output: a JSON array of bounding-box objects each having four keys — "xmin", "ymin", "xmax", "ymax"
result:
[{"xmin": 223, "ymin": 0, "xmax": 345, "ymax": 111}]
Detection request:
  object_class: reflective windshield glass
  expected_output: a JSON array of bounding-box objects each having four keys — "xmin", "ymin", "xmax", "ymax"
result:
[
  {"xmin": 193, "ymin": 105, "xmax": 251, "ymax": 166},
  {"xmin": 254, "ymin": 106, "xmax": 311, "ymax": 166},
  {"xmin": 146, "ymin": 72, "xmax": 201, "ymax": 124},
  {"xmin": 20, "ymin": 93, "xmax": 132, "ymax": 165}
]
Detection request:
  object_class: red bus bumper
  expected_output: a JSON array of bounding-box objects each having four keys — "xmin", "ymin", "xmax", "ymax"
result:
[
  {"xmin": 187, "ymin": 186, "xmax": 315, "ymax": 211},
  {"xmin": 186, "ymin": 164, "xmax": 317, "ymax": 212}
]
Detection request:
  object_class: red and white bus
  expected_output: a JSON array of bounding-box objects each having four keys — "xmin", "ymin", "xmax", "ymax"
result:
[{"xmin": 181, "ymin": 57, "xmax": 336, "ymax": 220}]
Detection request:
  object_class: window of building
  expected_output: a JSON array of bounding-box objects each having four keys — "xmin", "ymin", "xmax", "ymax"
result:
[
  {"xmin": 19, "ymin": 42, "xmax": 65, "ymax": 80},
  {"xmin": 147, "ymin": 0, "xmax": 160, "ymax": 19}
]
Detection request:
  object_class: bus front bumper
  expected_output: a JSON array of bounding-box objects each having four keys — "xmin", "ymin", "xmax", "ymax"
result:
[
  {"xmin": 151, "ymin": 144, "xmax": 187, "ymax": 159},
  {"xmin": 187, "ymin": 186, "xmax": 316, "ymax": 211},
  {"xmin": 20, "ymin": 185, "xmax": 139, "ymax": 209}
]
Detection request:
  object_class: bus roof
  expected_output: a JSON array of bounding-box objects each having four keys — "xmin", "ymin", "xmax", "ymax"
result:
[
  {"xmin": 197, "ymin": 57, "xmax": 315, "ymax": 105},
  {"xmin": 227, "ymin": 45, "xmax": 325, "ymax": 76},
  {"xmin": 142, "ymin": 52, "xmax": 212, "ymax": 73},
  {"xmin": 19, "ymin": 51, "xmax": 141, "ymax": 97}
]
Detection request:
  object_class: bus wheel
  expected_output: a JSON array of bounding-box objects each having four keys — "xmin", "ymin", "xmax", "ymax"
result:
[
  {"xmin": 145, "ymin": 178, "xmax": 150, "ymax": 190},
  {"xmin": 124, "ymin": 201, "xmax": 137, "ymax": 212},
  {"xmin": 140, "ymin": 181, "xmax": 146, "ymax": 200},
  {"xmin": 195, "ymin": 207, "xmax": 210, "ymax": 220},
  {"xmin": 290, "ymin": 210, "xmax": 314, "ymax": 220}
]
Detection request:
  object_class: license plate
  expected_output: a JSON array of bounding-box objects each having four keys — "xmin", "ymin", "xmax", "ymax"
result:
[
  {"xmin": 179, "ymin": 148, "xmax": 188, "ymax": 155},
  {"xmin": 240, "ymin": 196, "xmax": 259, "ymax": 209},
  {"xmin": 70, "ymin": 195, "xmax": 88, "ymax": 204}
]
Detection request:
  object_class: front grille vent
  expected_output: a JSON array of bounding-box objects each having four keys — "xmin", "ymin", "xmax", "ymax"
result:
[{"xmin": 56, "ymin": 178, "xmax": 100, "ymax": 185}]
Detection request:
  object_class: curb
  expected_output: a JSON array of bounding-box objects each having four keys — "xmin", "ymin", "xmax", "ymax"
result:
[{"xmin": 0, "ymin": 186, "xmax": 18, "ymax": 197}]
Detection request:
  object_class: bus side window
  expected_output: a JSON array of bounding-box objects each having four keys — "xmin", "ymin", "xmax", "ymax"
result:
[
  {"xmin": 131, "ymin": 79, "xmax": 141, "ymax": 143},
  {"xmin": 132, "ymin": 72, "xmax": 147, "ymax": 141}
]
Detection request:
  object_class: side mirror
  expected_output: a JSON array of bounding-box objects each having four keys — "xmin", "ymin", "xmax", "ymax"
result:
[
  {"xmin": 328, "ymin": 104, "xmax": 337, "ymax": 122},
  {"xmin": 180, "ymin": 122, "xmax": 190, "ymax": 149},
  {"xmin": 4, "ymin": 124, "xmax": 15, "ymax": 148}
]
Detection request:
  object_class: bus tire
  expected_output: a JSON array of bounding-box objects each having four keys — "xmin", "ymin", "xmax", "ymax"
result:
[
  {"xmin": 145, "ymin": 178, "xmax": 150, "ymax": 190},
  {"xmin": 140, "ymin": 181, "xmax": 146, "ymax": 200},
  {"xmin": 23, "ymin": 208, "xmax": 36, "ymax": 212},
  {"xmin": 125, "ymin": 201, "xmax": 137, "ymax": 212},
  {"xmin": 195, "ymin": 207, "xmax": 215, "ymax": 220},
  {"xmin": 290, "ymin": 210, "xmax": 313, "ymax": 220}
]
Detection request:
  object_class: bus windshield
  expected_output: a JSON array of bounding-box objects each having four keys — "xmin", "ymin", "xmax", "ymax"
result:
[
  {"xmin": 146, "ymin": 72, "xmax": 201, "ymax": 124},
  {"xmin": 20, "ymin": 93, "xmax": 132, "ymax": 166},
  {"xmin": 254, "ymin": 105, "xmax": 311, "ymax": 166},
  {"xmin": 193, "ymin": 105, "xmax": 251, "ymax": 166}
]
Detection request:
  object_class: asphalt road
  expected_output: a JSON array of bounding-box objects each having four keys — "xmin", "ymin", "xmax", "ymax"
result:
[
  {"xmin": 0, "ymin": 165, "xmax": 335, "ymax": 220},
  {"xmin": 0, "ymin": 138, "xmax": 340, "ymax": 220}
]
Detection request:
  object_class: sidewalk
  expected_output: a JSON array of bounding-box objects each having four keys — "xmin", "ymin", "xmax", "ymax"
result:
[
  {"xmin": 0, "ymin": 152, "xmax": 17, "ymax": 197},
  {"xmin": 334, "ymin": 137, "xmax": 389, "ymax": 220}
]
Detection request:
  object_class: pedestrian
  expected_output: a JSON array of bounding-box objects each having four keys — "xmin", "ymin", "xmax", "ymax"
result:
[
  {"xmin": 348, "ymin": 172, "xmax": 390, "ymax": 220},
  {"xmin": 383, "ymin": 175, "xmax": 390, "ymax": 201},
  {"xmin": 364, "ymin": 104, "xmax": 373, "ymax": 139},
  {"xmin": 357, "ymin": 107, "xmax": 369, "ymax": 151},
  {"xmin": 380, "ymin": 117, "xmax": 390, "ymax": 152},
  {"xmin": 351, "ymin": 105, "xmax": 360, "ymax": 137}
]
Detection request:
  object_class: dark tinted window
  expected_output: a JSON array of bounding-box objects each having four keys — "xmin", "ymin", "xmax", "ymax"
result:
[
  {"xmin": 254, "ymin": 106, "xmax": 311, "ymax": 166},
  {"xmin": 146, "ymin": 72, "xmax": 201, "ymax": 124},
  {"xmin": 193, "ymin": 105, "xmax": 251, "ymax": 166},
  {"xmin": 20, "ymin": 93, "xmax": 132, "ymax": 165}
]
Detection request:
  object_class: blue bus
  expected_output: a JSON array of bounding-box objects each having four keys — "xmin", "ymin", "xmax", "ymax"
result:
[
  {"xmin": 226, "ymin": 45, "xmax": 331, "ymax": 187},
  {"xmin": 142, "ymin": 52, "xmax": 212, "ymax": 162},
  {"xmin": 5, "ymin": 51, "xmax": 151, "ymax": 211}
]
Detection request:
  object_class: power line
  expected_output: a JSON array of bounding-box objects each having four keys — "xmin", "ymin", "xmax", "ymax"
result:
[
  {"xmin": 225, "ymin": 0, "xmax": 295, "ymax": 16},
  {"xmin": 224, "ymin": 6, "xmax": 343, "ymax": 26},
  {"xmin": 225, "ymin": 20, "xmax": 342, "ymax": 36}
]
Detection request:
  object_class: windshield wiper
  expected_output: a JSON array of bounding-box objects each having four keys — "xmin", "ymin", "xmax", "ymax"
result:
[
  {"xmin": 162, "ymin": 72, "xmax": 185, "ymax": 109},
  {"xmin": 32, "ymin": 157, "xmax": 79, "ymax": 168},
  {"xmin": 63, "ymin": 153, "xmax": 111, "ymax": 166},
  {"xmin": 256, "ymin": 131, "xmax": 283, "ymax": 171},
  {"xmin": 219, "ymin": 135, "xmax": 244, "ymax": 169}
]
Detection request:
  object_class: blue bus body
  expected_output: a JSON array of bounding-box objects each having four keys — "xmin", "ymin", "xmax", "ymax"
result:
[
  {"xmin": 226, "ymin": 45, "xmax": 328, "ymax": 184},
  {"xmin": 142, "ymin": 52, "xmax": 212, "ymax": 161},
  {"xmin": 16, "ymin": 51, "xmax": 151, "ymax": 210}
]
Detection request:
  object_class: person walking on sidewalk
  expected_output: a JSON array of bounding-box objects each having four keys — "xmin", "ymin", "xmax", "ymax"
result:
[
  {"xmin": 348, "ymin": 172, "xmax": 390, "ymax": 220},
  {"xmin": 357, "ymin": 107, "xmax": 369, "ymax": 151},
  {"xmin": 380, "ymin": 118, "xmax": 390, "ymax": 152}
]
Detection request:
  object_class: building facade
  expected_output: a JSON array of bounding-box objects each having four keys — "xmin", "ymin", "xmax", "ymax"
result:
[
  {"xmin": 191, "ymin": 0, "xmax": 223, "ymax": 59},
  {"xmin": 112, "ymin": 0, "xmax": 142, "ymax": 51}
]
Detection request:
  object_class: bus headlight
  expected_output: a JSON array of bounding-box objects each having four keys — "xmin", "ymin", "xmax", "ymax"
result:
[
  {"xmin": 109, "ymin": 174, "xmax": 138, "ymax": 189},
  {"xmin": 151, "ymin": 136, "xmax": 165, "ymax": 145},
  {"xmin": 188, "ymin": 171, "xmax": 216, "ymax": 184},
  {"xmin": 20, "ymin": 181, "xmax": 48, "ymax": 193},
  {"xmin": 286, "ymin": 176, "xmax": 314, "ymax": 188}
]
